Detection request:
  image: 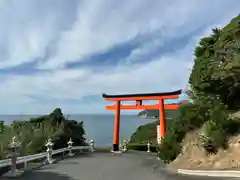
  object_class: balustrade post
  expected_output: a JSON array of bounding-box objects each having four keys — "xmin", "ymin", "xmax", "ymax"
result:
[
  {"xmin": 147, "ymin": 140, "xmax": 151, "ymax": 153},
  {"xmin": 67, "ymin": 138, "xmax": 74, "ymax": 156},
  {"xmin": 3, "ymin": 136, "xmax": 23, "ymax": 177},
  {"xmin": 123, "ymin": 140, "xmax": 127, "ymax": 152},
  {"xmin": 45, "ymin": 138, "xmax": 54, "ymax": 164},
  {"xmin": 89, "ymin": 140, "xmax": 95, "ymax": 152}
]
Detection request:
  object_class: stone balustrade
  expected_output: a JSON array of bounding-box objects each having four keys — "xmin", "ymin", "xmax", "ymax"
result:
[
  {"xmin": 0, "ymin": 138, "xmax": 156, "ymax": 177},
  {"xmin": 0, "ymin": 137, "xmax": 91, "ymax": 177}
]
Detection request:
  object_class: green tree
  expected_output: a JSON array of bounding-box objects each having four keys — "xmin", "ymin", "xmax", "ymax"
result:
[{"xmin": 189, "ymin": 15, "xmax": 240, "ymax": 110}]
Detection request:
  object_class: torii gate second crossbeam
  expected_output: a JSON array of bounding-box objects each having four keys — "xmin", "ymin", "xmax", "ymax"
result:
[{"xmin": 102, "ymin": 89, "xmax": 182, "ymax": 152}]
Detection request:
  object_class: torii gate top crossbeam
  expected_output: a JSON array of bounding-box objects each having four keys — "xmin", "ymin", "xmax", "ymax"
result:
[{"xmin": 102, "ymin": 89, "xmax": 182, "ymax": 101}]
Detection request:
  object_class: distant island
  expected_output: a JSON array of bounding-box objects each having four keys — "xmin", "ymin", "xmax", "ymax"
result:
[
  {"xmin": 138, "ymin": 109, "xmax": 179, "ymax": 119},
  {"xmin": 137, "ymin": 100, "xmax": 190, "ymax": 119}
]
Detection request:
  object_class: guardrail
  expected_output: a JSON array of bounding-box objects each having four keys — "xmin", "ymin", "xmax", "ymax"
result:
[
  {"xmin": 0, "ymin": 146, "xmax": 90, "ymax": 168},
  {"xmin": 0, "ymin": 137, "xmax": 153, "ymax": 177},
  {"xmin": 0, "ymin": 137, "xmax": 96, "ymax": 177}
]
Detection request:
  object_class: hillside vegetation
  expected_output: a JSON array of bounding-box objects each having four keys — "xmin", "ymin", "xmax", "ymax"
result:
[
  {"xmin": 132, "ymin": 109, "xmax": 181, "ymax": 145},
  {"xmin": 129, "ymin": 120, "xmax": 158, "ymax": 145},
  {"xmin": 158, "ymin": 14, "xmax": 240, "ymax": 166},
  {"xmin": 131, "ymin": 14, "xmax": 240, "ymax": 169},
  {"xmin": 131, "ymin": 102, "xmax": 189, "ymax": 145},
  {"xmin": 0, "ymin": 108, "xmax": 86, "ymax": 159}
]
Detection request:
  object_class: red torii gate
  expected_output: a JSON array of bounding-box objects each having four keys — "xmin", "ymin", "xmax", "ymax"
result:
[{"xmin": 102, "ymin": 89, "xmax": 182, "ymax": 152}]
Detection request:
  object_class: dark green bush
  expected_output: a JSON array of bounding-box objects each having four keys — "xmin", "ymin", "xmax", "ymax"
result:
[
  {"xmin": 158, "ymin": 133, "xmax": 182, "ymax": 163},
  {"xmin": 200, "ymin": 101, "xmax": 229, "ymax": 152},
  {"xmin": 201, "ymin": 120, "xmax": 226, "ymax": 153}
]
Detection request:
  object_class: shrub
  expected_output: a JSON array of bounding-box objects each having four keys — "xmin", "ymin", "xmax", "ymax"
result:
[
  {"xmin": 201, "ymin": 120, "xmax": 226, "ymax": 153},
  {"xmin": 200, "ymin": 101, "xmax": 230, "ymax": 153},
  {"xmin": 158, "ymin": 134, "xmax": 182, "ymax": 163}
]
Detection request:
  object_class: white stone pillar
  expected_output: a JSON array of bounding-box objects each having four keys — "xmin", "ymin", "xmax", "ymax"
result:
[
  {"xmin": 89, "ymin": 140, "xmax": 95, "ymax": 152},
  {"xmin": 3, "ymin": 136, "xmax": 23, "ymax": 177},
  {"xmin": 67, "ymin": 138, "xmax": 74, "ymax": 156},
  {"xmin": 147, "ymin": 140, "xmax": 151, "ymax": 153},
  {"xmin": 123, "ymin": 140, "xmax": 127, "ymax": 152},
  {"xmin": 157, "ymin": 125, "xmax": 161, "ymax": 144},
  {"xmin": 45, "ymin": 138, "xmax": 54, "ymax": 164}
]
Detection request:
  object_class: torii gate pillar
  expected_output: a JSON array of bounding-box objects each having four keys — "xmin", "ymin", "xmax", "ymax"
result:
[
  {"xmin": 113, "ymin": 100, "xmax": 120, "ymax": 151},
  {"xmin": 159, "ymin": 98, "xmax": 166, "ymax": 139}
]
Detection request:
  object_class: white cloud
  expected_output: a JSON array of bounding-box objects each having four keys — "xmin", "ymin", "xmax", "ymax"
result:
[
  {"xmin": 0, "ymin": 0, "xmax": 239, "ymax": 114},
  {"xmin": 0, "ymin": 0, "xmax": 79, "ymax": 68},
  {"xmin": 0, "ymin": 35, "xmax": 195, "ymax": 114},
  {"xmin": 39, "ymin": 0, "xmax": 240, "ymax": 69},
  {"xmin": 1, "ymin": 0, "xmax": 238, "ymax": 69}
]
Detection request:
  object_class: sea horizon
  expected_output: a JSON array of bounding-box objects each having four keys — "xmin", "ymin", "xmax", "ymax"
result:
[
  {"xmin": 0, "ymin": 113, "xmax": 137, "ymax": 116},
  {"xmin": 0, "ymin": 114, "xmax": 154, "ymax": 147}
]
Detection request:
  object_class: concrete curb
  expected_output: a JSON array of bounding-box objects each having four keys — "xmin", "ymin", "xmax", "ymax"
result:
[{"xmin": 177, "ymin": 169, "xmax": 240, "ymax": 177}]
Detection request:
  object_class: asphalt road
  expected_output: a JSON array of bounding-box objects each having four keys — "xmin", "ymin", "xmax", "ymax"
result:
[{"xmin": 3, "ymin": 152, "xmax": 237, "ymax": 180}]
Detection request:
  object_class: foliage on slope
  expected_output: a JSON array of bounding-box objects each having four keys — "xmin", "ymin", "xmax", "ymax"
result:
[
  {"xmin": 131, "ymin": 100, "xmax": 190, "ymax": 145},
  {"xmin": 189, "ymin": 15, "xmax": 240, "ymax": 110},
  {"xmin": 158, "ymin": 14, "xmax": 240, "ymax": 164},
  {"xmin": 131, "ymin": 103, "xmax": 188, "ymax": 151},
  {"xmin": 129, "ymin": 120, "xmax": 159, "ymax": 145},
  {"xmin": 0, "ymin": 108, "xmax": 86, "ymax": 159}
]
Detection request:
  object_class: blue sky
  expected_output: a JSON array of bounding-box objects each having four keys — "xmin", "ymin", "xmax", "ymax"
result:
[{"xmin": 0, "ymin": 0, "xmax": 239, "ymax": 114}]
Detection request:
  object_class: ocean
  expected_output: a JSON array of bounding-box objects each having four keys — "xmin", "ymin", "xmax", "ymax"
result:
[{"xmin": 0, "ymin": 114, "xmax": 155, "ymax": 147}]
